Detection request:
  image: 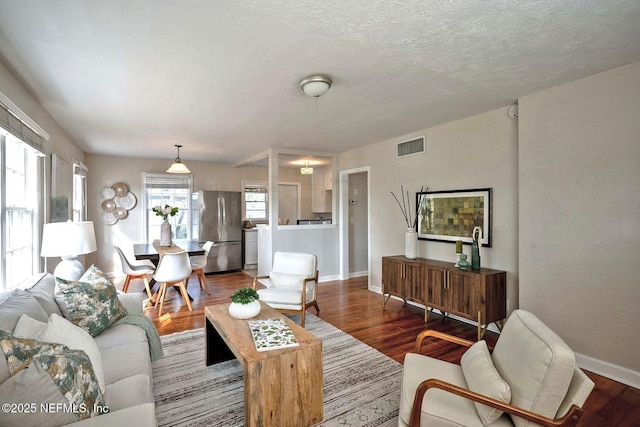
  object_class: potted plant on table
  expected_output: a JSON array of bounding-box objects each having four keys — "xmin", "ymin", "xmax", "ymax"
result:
[{"xmin": 229, "ymin": 287, "xmax": 261, "ymax": 319}]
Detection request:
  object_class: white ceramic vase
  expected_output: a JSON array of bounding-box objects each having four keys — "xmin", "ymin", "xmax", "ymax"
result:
[
  {"xmin": 405, "ymin": 228, "xmax": 418, "ymax": 259},
  {"xmin": 160, "ymin": 219, "xmax": 172, "ymax": 247},
  {"xmin": 228, "ymin": 300, "xmax": 261, "ymax": 319}
]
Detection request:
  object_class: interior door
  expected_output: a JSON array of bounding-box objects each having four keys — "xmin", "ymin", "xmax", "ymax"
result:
[{"xmin": 278, "ymin": 183, "xmax": 299, "ymax": 225}]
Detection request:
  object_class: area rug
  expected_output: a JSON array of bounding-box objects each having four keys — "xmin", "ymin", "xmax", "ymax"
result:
[{"xmin": 152, "ymin": 313, "xmax": 402, "ymax": 426}]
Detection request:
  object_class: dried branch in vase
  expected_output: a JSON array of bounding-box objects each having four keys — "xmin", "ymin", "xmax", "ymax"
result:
[{"xmin": 390, "ymin": 185, "xmax": 427, "ymax": 229}]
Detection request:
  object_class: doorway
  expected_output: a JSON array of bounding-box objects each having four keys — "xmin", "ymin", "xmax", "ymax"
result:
[
  {"xmin": 278, "ymin": 183, "xmax": 300, "ymax": 225},
  {"xmin": 339, "ymin": 167, "xmax": 370, "ymax": 281}
]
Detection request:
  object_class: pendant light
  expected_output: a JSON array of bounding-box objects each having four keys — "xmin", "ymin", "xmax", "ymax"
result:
[
  {"xmin": 166, "ymin": 144, "xmax": 191, "ymax": 174},
  {"xmin": 300, "ymin": 162, "xmax": 313, "ymax": 175}
]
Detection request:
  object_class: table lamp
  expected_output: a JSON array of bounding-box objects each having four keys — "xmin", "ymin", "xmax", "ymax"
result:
[{"xmin": 41, "ymin": 221, "xmax": 97, "ymax": 280}]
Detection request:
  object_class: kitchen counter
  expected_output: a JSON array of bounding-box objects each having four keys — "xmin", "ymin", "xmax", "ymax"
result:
[
  {"xmin": 256, "ymin": 223, "xmax": 339, "ymax": 278},
  {"xmin": 278, "ymin": 223, "xmax": 335, "ymax": 231}
]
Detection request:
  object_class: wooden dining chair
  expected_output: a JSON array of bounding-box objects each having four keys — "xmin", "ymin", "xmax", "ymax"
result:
[{"xmin": 152, "ymin": 251, "xmax": 192, "ymax": 316}]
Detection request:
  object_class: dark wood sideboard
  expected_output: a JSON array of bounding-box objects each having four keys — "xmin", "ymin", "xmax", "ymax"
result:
[{"xmin": 382, "ymin": 255, "xmax": 507, "ymax": 340}]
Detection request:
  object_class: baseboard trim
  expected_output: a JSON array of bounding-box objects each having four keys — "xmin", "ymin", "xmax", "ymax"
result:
[
  {"xmin": 319, "ymin": 275, "xmax": 340, "ymax": 283},
  {"xmin": 575, "ymin": 352, "xmax": 640, "ymax": 389},
  {"xmin": 349, "ymin": 271, "xmax": 368, "ymax": 279},
  {"xmin": 371, "ymin": 285, "xmax": 640, "ymax": 388}
]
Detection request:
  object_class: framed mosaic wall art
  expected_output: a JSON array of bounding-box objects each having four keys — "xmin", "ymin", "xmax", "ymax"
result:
[{"xmin": 416, "ymin": 188, "xmax": 492, "ymax": 247}]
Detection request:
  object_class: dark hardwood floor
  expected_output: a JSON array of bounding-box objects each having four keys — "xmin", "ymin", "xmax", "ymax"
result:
[{"xmin": 137, "ymin": 271, "xmax": 640, "ymax": 427}]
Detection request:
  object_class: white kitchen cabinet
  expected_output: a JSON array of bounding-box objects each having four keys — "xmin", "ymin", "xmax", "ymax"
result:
[
  {"xmin": 243, "ymin": 229, "xmax": 258, "ymax": 268},
  {"xmin": 323, "ymin": 166, "xmax": 332, "ymax": 190},
  {"xmin": 312, "ymin": 166, "xmax": 332, "ymax": 213}
]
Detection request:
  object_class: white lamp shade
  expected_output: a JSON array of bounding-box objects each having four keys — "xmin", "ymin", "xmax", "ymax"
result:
[
  {"xmin": 41, "ymin": 221, "xmax": 97, "ymax": 257},
  {"xmin": 166, "ymin": 161, "xmax": 191, "ymax": 174},
  {"xmin": 167, "ymin": 144, "xmax": 191, "ymax": 173},
  {"xmin": 299, "ymin": 75, "xmax": 332, "ymax": 98},
  {"xmin": 302, "ymin": 81, "xmax": 330, "ymax": 97}
]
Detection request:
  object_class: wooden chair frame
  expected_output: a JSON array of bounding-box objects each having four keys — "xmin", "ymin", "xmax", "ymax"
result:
[
  {"xmin": 409, "ymin": 330, "xmax": 585, "ymax": 427},
  {"xmin": 122, "ymin": 272, "xmax": 153, "ymax": 299},
  {"xmin": 188, "ymin": 265, "xmax": 210, "ymax": 295},
  {"xmin": 186, "ymin": 241, "xmax": 213, "ymax": 295},
  {"xmin": 252, "ymin": 270, "xmax": 320, "ymax": 327},
  {"xmin": 155, "ymin": 279, "xmax": 192, "ymax": 316}
]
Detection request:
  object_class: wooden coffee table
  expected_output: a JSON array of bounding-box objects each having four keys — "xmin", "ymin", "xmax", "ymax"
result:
[{"xmin": 204, "ymin": 303, "xmax": 323, "ymax": 427}]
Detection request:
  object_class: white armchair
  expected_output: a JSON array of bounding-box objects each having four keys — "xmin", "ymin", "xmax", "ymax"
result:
[
  {"xmin": 400, "ymin": 309, "xmax": 595, "ymax": 427},
  {"xmin": 252, "ymin": 252, "xmax": 319, "ymax": 327}
]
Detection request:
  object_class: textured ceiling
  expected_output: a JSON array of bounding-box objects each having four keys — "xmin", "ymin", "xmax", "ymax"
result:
[{"xmin": 0, "ymin": 0, "xmax": 639, "ymax": 164}]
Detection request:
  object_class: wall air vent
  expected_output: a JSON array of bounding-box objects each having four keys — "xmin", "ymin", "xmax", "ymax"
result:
[{"xmin": 396, "ymin": 136, "xmax": 425, "ymax": 158}]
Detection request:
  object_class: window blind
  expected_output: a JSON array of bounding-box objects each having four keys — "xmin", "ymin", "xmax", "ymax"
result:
[
  {"xmin": 0, "ymin": 102, "xmax": 46, "ymax": 155},
  {"xmin": 144, "ymin": 173, "xmax": 191, "ymax": 189},
  {"xmin": 244, "ymin": 183, "xmax": 268, "ymax": 193}
]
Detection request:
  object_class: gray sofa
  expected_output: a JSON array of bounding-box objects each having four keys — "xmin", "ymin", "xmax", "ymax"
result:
[{"xmin": 0, "ymin": 273, "xmax": 157, "ymax": 426}]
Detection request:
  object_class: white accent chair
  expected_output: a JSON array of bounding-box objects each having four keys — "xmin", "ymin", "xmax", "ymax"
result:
[
  {"xmin": 152, "ymin": 251, "xmax": 193, "ymax": 316},
  {"xmin": 114, "ymin": 246, "xmax": 155, "ymax": 299},
  {"xmin": 252, "ymin": 252, "xmax": 319, "ymax": 327},
  {"xmin": 400, "ymin": 309, "xmax": 595, "ymax": 427},
  {"xmin": 186, "ymin": 240, "xmax": 213, "ymax": 294}
]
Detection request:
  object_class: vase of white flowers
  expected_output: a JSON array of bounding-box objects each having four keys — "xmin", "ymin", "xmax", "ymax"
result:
[
  {"xmin": 391, "ymin": 185, "xmax": 426, "ymax": 260},
  {"xmin": 153, "ymin": 204, "xmax": 179, "ymax": 247}
]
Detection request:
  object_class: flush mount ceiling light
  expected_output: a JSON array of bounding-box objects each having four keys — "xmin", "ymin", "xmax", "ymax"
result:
[
  {"xmin": 299, "ymin": 75, "xmax": 332, "ymax": 98},
  {"xmin": 166, "ymin": 144, "xmax": 191, "ymax": 174},
  {"xmin": 300, "ymin": 162, "xmax": 313, "ymax": 175}
]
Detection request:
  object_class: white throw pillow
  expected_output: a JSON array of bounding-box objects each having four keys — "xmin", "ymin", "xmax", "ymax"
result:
[
  {"xmin": 461, "ymin": 340, "xmax": 511, "ymax": 425},
  {"xmin": 13, "ymin": 313, "xmax": 106, "ymax": 393},
  {"xmin": 269, "ymin": 271, "xmax": 311, "ymax": 290},
  {"xmin": 13, "ymin": 313, "xmax": 47, "ymax": 337}
]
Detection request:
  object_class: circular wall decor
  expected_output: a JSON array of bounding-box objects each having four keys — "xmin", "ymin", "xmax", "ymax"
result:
[
  {"xmin": 99, "ymin": 210, "xmax": 118, "ymax": 225},
  {"xmin": 100, "ymin": 182, "xmax": 136, "ymax": 225},
  {"xmin": 113, "ymin": 207, "xmax": 128, "ymax": 219},
  {"xmin": 100, "ymin": 186, "xmax": 116, "ymax": 200},
  {"xmin": 115, "ymin": 192, "xmax": 136, "ymax": 210},
  {"xmin": 112, "ymin": 182, "xmax": 128, "ymax": 197},
  {"xmin": 101, "ymin": 199, "xmax": 116, "ymax": 212}
]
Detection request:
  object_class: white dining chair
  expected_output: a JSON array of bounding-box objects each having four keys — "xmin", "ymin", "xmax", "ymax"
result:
[
  {"xmin": 187, "ymin": 241, "xmax": 214, "ymax": 294},
  {"xmin": 152, "ymin": 251, "xmax": 193, "ymax": 316},
  {"xmin": 114, "ymin": 246, "xmax": 156, "ymax": 299}
]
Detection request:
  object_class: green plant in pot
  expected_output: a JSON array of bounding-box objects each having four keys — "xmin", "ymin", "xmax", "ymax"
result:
[{"xmin": 229, "ymin": 287, "xmax": 261, "ymax": 319}]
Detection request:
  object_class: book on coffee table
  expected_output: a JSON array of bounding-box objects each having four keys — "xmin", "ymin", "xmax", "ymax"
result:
[{"xmin": 248, "ymin": 317, "xmax": 300, "ymax": 352}]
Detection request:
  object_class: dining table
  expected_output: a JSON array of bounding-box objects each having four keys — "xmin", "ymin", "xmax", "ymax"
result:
[
  {"xmin": 133, "ymin": 240, "xmax": 205, "ymax": 303},
  {"xmin": 133, "ymin": 240, "xmax": 205, "ymax": 264}
]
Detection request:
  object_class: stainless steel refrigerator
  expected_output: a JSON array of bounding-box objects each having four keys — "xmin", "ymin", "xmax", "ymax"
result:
[{"xmin": 193, "ymin": 190, "xmax": 242, "ymax": 273}]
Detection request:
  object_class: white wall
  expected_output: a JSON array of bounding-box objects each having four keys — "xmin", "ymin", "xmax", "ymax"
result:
[
  {"xmin": 272, "ymin": 226, "xmax": 340, "ymax": 280},
  {"xmin": 339, "ymin": 107, "xmax": 520, "ymax": 313},
  {"xmin": 0, "ymin": 61, "xmax": 85, "ymax": 273},
  {"xmin": 519, "ymin": 62, "xmax": 640, "ymax": 383},
  {"xmin": 0, "ymin": 62, "xmax": 84, "ymax": 164}
]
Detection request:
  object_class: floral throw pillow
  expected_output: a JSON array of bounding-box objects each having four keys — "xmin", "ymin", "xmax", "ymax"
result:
[
  {"xmin": 0, "ymin": 329, "xmax": 106, "ymax": 421},
  {"xmin": 56, "ymin": 264, "xmax": 127, "ymax": 337}
]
